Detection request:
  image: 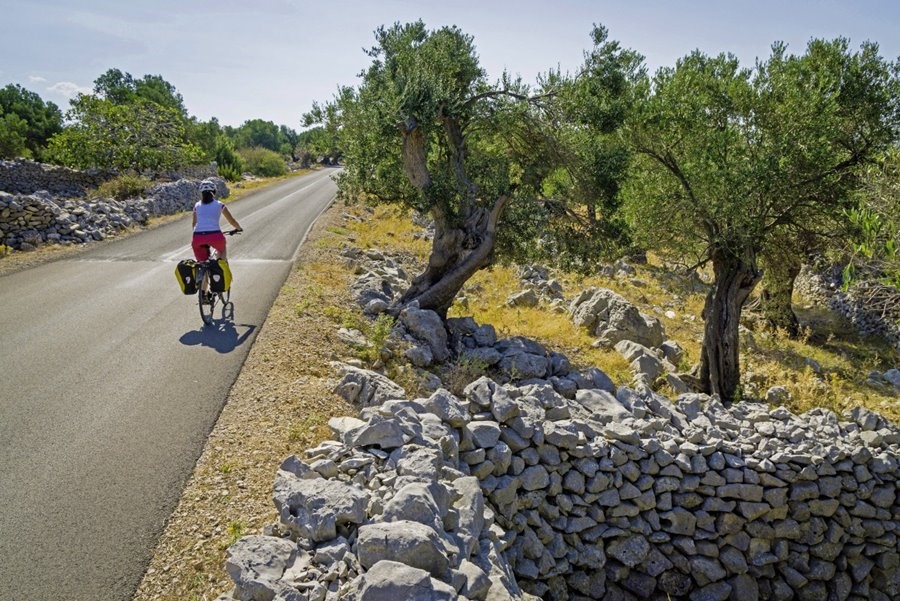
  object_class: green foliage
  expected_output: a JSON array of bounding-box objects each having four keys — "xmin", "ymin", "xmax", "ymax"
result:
[
  {"xmin": 237, "ymin": 146, "xmax": 286, "ymax": 177},
  {"xmin": 842, "ymin": 148, "xmax": 900, "ymax": 289},
  {"xmin": 0, "ymin": 111, "xmax": 29, "ymax": 158},
  {"xmin": 624, "ymin": 39, "xmax": 899, "ymax": 267},
  {"xmin": 93, "ymin": 68, "xmax": 187, "ymax": 115},
  {"xmin": 279, "ymin": 125, "xmax": 300, "ymax": 161},
  {"xmin": 90, "ymin": 173, "xmax": 151, "ymax": 200},
  {"xmin": 214, "ymin": 135, "xmax": 244, "ymax": 180},
  {"xmin": 47, "ymin": 95, "xmax": 203, "ymax": 171},
  {"xmin": 498, "ymin": 25, "xmax": 643, "ymax": 271},
  {"xmin": 294, "ymin": 126, "xmax": 327, "ymax": 164},
  {"xmin": 231, "ymin": 119, "xmax": 283, "ymax": 151},
  {"xmin": 217, "ymin": 163, "xmax": 242, "ymax": 182},
  {"xmin": 187, "ymin": 117, "xmax": 224, "ymax": 159},
  {"xmin": 0, "ymin": 84, "xmax": 63, "ymax": 159}
]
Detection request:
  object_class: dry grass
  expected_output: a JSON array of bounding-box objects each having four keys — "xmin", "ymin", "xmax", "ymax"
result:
[
  {"xmin": 342, "ymin": 204, "xmax": 432, "ymax": 256},
  {"xmin": 346, "ymin": 207, "xmax": 898, "ymax": 423}
]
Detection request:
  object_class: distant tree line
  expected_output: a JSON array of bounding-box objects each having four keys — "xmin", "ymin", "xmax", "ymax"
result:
[
  {"xmin": 0, "ymin": 68, "xmax": 339, "ymax": 180},
  {"xmin": 305, "ymin": 21, "xmax": 900, "ymax": 403}
]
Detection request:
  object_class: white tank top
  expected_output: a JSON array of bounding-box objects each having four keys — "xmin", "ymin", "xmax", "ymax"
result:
[{"xmin": 194, "ymin": 200, "xmax": 224, "ymax": 232}]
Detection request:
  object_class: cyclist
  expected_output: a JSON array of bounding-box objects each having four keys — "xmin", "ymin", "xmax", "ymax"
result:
[{"xmin": 192, "ymin": 179, "xmax": 242, "ymax": 301}]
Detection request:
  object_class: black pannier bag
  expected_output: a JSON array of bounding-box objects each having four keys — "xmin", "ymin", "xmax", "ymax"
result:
[
  {"xmin": 175, "ymin": 259, "xmax": 198, "ymax": 294},
  {"xmin": 207, "ymin": 258, "xmax": 232, "ymax": 292}
]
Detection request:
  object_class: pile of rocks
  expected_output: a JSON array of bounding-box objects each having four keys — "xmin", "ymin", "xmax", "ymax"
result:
[
  {"xmin": 384, "ymin": 304, "xmax": 613, "ymax": 400},
  {"xmin": 0, "ymin": 178, "xmax": 228, "ymax": 250},
  {"xmin": 344, "ymin": 247, "xmax": 411, "ymax": 315},
  {"xmin": 796, "ymin": 265, "xmax": 900, "ymax": 351},
  {"xmin": 506, "ymin": 266, "xmax": 565, "ymax": 311},
  {"xmin": 224, "ymin": 324, "xmax": 900, "ymax": 600},
  {"xmin": 570, "ymin": 287, "xmax": 665, "ymax": 351}
]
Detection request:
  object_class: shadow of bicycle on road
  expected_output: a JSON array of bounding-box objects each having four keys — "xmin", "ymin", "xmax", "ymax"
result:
[{"xmin": 179, "ymin": 320, "xmax": 257, "ymax": 354}]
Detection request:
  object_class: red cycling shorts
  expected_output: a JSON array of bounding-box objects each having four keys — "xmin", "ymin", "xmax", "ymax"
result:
[{"xmin": 192, "ymin": 231, "xmax": 226, "ymax": 261}]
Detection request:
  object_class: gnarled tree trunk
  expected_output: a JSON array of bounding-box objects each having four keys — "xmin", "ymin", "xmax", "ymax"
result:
[
  {"xmin": 397, "ymin": 198, "xmax": 507, "ymax": 318},
  {"xmin": 393, "ymin": 115, "xmax": 508, "ymax": 318},
  {"xmin": 759, "ymin": 254, "xmax": 801, "ymax": 337},
  {"xmin": 699, "ymin": 245, "xmax": 763, "ymax": 403}
]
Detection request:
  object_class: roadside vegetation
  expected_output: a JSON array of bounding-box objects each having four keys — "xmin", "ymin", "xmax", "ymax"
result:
[
  {"xmin": 0, "ymin": 68, "xmax": 340, "ymax": 181},
  {"xmin": 341, "ymin": 205, "xmax": 899, "ymax": 424}
]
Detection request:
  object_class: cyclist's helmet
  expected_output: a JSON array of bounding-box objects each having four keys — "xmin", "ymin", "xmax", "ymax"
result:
[{"xmin": 199, "ymin": 179, "xmax": 217, "ymax": 193}]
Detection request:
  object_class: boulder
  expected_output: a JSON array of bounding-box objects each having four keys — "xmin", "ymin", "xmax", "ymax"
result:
[
  {"xmin": 357, "ymin": 521, "xmax": 451, "ymax": 579},
  {"xmin": 356, "ymin": 560, "xmax": 456, "ymax": 601},
  {"xmin": 273, "ymin": 472, "xmax": 368, "ymax": 541},
  {"xmin": 333, "ymin": 363, "xmax": 407, "ymax": 407},
  {"xmin": 570, "ymin": 287, "xmax": 665, "ymax": 348}
]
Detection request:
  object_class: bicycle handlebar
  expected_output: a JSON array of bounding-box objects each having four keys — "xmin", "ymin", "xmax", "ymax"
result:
[{"xmin": 226, "ymin": 229, "xmax": 243, "ymax": 236}]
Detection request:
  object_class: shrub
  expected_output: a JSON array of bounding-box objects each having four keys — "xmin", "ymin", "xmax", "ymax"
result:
[
  {"xmin": 238, "ymin": 146, "xmax": 287, "ymax": 177},
  {"xmin": 90, "ymin": 174, "xmax": 151, "ymax": 200},
  {"xmin": 217, "ymin": 163, "xmax": 242, "ymax": 182},
  {"xmin": 214, "ymin": 135, "xmax": 243, "ymax": 176}
]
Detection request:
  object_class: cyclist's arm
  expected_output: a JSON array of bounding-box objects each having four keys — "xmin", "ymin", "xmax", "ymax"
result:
[
  {"xmin": 222, "ymin": 206, "xmax": 242, "ymax": 231},
  {"xmin": 192, "ymin": 208, "xmax": 197, "ymax": 229}
]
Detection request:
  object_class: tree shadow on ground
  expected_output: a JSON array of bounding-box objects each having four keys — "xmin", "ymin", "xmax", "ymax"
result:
[{"xmin": 179, "ymin": 320, "xmax": 257, "ymax": 354}]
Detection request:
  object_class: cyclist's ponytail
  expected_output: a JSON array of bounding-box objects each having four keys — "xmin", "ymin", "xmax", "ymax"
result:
[{"xmin": 201, "ymin": 190, "xmax": 215, "ymax": 204}]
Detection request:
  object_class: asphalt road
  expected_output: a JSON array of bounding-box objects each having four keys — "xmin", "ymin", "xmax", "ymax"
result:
[{"xmin": 0, "ymin": 168, "xmax": 338, "ymax": 601}]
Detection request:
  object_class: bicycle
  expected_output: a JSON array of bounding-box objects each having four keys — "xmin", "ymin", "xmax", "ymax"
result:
[{"xmin": 196, "ymin": 229, "xmax": 241, "ymax": 326}]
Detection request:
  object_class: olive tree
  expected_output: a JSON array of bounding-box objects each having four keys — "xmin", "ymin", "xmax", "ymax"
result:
[
  {"xmin": 515, "ymin": 25, "xmax": 643, "ymax": 270},
  {"xmin": 48, "ymin": 94, "xmax": 202, "ymax": 171},
  {"xmin": 623, "ymin": 39, "xmax": 899, "ymax": 401},
  {"xmin": 318, "ymin": 22, "xmax": 561, "ymax": 317}
]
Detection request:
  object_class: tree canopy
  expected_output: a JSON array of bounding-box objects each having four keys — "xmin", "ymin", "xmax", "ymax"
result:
[
  {"xmin": 47, "ymin": 94, "xmax": 202, "ymax": 171},
  {"xmin": 0, "ymin": 84, "xmax": 63, "ymax": 159},
  {"xmin": 93, "ymin": 68, "xmax": 187, "ymax": 116}
]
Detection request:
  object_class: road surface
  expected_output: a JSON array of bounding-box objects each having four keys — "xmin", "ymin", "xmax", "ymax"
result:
[{"xmin": 0, "ymin": 169, "xmax": 338, "ymax": 601}]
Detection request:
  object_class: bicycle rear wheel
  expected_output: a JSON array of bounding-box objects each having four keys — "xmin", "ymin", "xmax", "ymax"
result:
[
  {"xmin": 198, "ymin": 275, "xmax": 215, "ymax": 325},
  {"xmin": 218, "ymin": 290, "xmax": 233, "ymax": 320}
]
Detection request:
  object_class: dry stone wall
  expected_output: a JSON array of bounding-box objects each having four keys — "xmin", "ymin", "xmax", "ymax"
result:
[
  {"xmin": 0, "ymin": 159, "xmax": 114, "ymax": 196},
  {"xmin": 0, "ymin": 159, "xmax": 218, "ymax": 197},
  {"xmin": 0, "ymin": 177, "xmax": 228, "ymax": 250},
  {"xmin": 222, "ymin": 321, "xmax": 900, "ymax": 601},
  {"xmin": 221, "ymin": 245, "xmax": 898, "ymax": 601},
  {"xmin": 796, "ymin": 265, "xmax": 900, "ymax": 352}
]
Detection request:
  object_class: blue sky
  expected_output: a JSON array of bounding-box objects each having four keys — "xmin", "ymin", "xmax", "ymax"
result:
[{"xmin": 2, "ymin": 0, "xmax": 898, "ymax": 128}]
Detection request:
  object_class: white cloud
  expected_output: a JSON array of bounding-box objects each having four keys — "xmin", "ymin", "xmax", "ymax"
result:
[
  {"xmin": 46, "ymin": 81, "xmax": 92, "ymax": 99},
  {"xmin": 28, "ymin": 75, "xmax": 48, "ymax": 83}
]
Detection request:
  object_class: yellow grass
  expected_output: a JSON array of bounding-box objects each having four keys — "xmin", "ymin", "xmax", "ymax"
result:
[
  {"xmin": 344, "ymin": 204, "xmax": 432, "ymax": 256},
  {"xmin": 341, "ymin": 203, "xmax": 899, "ymax": 423}
]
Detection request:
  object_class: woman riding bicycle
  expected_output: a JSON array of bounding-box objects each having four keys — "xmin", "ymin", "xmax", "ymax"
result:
[
  {"xmin": 192, "ymin": 179, "xmax": 242, "ymax": 261},
  {"xmin": 192, "ymin": 179, "xmax": 242, "ymax": 302}
]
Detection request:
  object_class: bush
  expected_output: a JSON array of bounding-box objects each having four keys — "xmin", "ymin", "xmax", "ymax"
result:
[
  {"xmin": 238, "ymin": 146, "xmax": 287, "ymax": 177},
  {"xmin": 218, "ymin": 163, "xmax": 242, "ymax": 182},
  {"xmin": 214, "ymin": 135, "xmax": 243, "ymax": 175},
  {"xmin": 90, "ymin": 174, "xmax": 151, "ymax": 200}
]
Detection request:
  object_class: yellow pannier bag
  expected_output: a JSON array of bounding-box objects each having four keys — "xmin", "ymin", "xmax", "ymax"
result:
[
  {"xmin": 175, "ymin": 259, "xmax": 198, "ymax": 294},
  {"xmin": 208, "ymin": 258, "xmax": 232, "ymax": 292}
]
